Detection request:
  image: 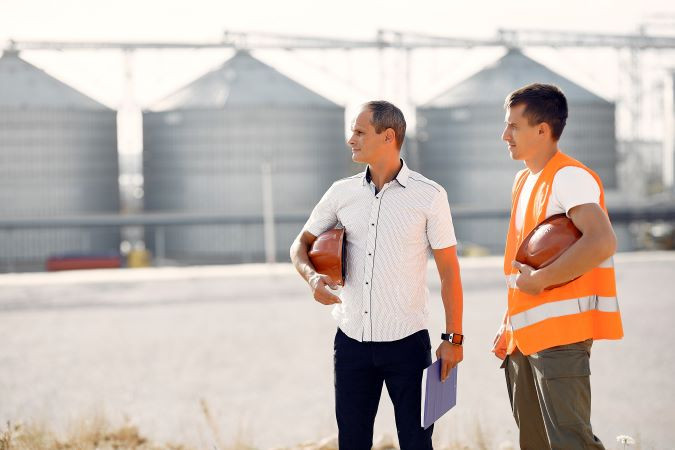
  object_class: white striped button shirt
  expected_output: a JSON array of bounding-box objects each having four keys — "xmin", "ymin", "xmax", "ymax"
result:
[{"xmin": 304, "ymin": 159, "xmax": 457, "ymax": 342}]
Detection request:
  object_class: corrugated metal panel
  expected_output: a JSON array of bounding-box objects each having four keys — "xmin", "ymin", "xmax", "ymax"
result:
[
  {"xmin": 143, "ymin": 52, "xmax": 349, "ymax": 262},
  {"xmin": 0, "ymin": 53, "xmax": 120, "ymax": 267}
]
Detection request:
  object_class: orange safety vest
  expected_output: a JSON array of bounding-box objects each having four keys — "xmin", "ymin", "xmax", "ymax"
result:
[{"xmin": 503, "ymin": 151, "xmax": 623, "ymax": 355}]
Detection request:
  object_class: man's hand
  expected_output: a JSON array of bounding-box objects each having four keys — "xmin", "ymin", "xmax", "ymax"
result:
[
  {"xmin": 308, "ymin": 273, "xmax": 341, "ymax": 305},
  {"xmin": 491, "ymin": 324, "xmax": 507, "ymax": 360},
  {"xmin": 290, "ymin": 230, "xmax": 341, "ymax": 306},
  {"xmin": 435, "ymin": 341, "xmax": 462, "ymax": 382},
  {"xmin": 512, "ymin": 261, "xmax": 546, "ymax": 295}
]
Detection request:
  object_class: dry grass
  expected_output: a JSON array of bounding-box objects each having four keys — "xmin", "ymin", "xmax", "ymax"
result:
[
  {"xmin": 0, "ymin": 416, "xmax": 638, "ymax": 450},
  {"xmin": 0, "ymin": 418, "xmax": 187, "ymax": 450},
  {"xmin": 0, "ymin": 416, "xmax": 493, "ymax": 450},
  {"xmin": 0, "ymin": 415, "xmax": 508, "ymax": 450},
  {"xmin": 13, "ymin": 410, "xmax": 649, "ymax": 450}
]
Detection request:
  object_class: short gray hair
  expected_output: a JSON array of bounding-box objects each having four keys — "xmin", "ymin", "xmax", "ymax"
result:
[{"xmin": 363, "ymin": 101, "xmax": 406, "ymax": 150}]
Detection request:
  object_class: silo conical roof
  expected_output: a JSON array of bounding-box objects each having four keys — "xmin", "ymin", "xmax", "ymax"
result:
[
  {"xmin": 424, "ymin": 48, "xmax": 610, "ymax": 108},
  {"xmin": 150, "ymin": 50, "xmax": 338, "ymax": 111},
  {"xmin": 0, "ymin": 50, "xmax": 110, "ymax": 110}
]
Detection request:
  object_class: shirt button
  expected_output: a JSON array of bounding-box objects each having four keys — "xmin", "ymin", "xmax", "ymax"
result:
[
  {"xmin": 368, "ymin": 253, "xmax": 372, "ymax": 256},
  {"xmin": 371, "ymin": 223, "xmax": 375, "ymax": 226},
  {"xmin": 364, "ymin": 311, "xmax": 368, "ymax": 314},
  {"xmin": 365, "ymin": 281, "xmax": 369, "ymax": 285}
]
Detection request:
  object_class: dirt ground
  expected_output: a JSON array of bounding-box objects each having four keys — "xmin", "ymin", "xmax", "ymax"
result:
[{"xmin": 0, "ymin": 252, "xmax": 673, "ymax": 449}]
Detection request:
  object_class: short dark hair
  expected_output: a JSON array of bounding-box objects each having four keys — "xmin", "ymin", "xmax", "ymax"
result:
[
  {"xmin": 504, "ymin": 83, "xmax": 568, "ymax": 141},
  {"xmin": 363, "ymin": 100, "xmax": 406, "ymax": 150}
]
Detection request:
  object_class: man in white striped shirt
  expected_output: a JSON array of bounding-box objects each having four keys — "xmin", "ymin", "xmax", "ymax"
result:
[{"xmin": 290, "ymin": 101, "xmax": 464, "ymax": 449}]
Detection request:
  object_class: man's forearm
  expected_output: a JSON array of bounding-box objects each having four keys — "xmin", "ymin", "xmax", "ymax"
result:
[
  {"xmin": 536, "ymin": 231, "xmax": 615, "ymax": 288},
  {"xmin": 441, "ymin": 270, "xmax": 463, "ymax": 334},
  {"xmin": 290, "ymin": 238, "xmax": 317, "ymax": 284}
]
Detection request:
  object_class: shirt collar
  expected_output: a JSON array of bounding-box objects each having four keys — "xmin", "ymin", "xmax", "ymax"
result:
[{"xmin": 361, "ymin": 158, "xmax": 410, "ymax": 188}]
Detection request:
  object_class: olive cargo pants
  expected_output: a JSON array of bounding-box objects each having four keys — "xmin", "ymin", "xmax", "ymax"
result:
[{"xmin": 504, "ymin": 340, "xmax": 605, "ymax": 449}]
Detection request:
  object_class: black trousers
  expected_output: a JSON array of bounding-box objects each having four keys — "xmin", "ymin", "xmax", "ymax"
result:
[{"xmin": 334, "ymin": 328, "xmax": 433, "ymax": 450}]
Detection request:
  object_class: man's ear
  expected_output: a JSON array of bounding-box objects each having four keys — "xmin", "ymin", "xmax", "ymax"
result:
[
  {"xmin": 385, "ymin": 128, "xmax": 396, "ymax": 144},
  {"xmin": 538, "ymin": 122, "xmax": 550, "ymax": 137}
]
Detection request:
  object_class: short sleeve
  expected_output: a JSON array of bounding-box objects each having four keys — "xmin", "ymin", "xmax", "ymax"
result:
[
  {"xmin": 303, "ymin": 184, "xmax": 339, "ymax": 237},
  {"xmin": 426, "ymin": 188, "xmax": 457, "ymax": 249},
  {"xmin": 551, "ymin": 166, "xmax": 601, "ymax": 216}
]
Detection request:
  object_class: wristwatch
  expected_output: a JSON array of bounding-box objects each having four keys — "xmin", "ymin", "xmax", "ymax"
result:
[{"xmin": 441, "ymin": 332, "xmax": 464, "ymax": 346}]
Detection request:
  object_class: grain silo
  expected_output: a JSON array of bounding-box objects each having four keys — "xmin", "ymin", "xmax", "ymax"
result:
[
  {"xmin": 143, "ymin": 50, "xmax": 349, "ymax": 263},
  {"xmin": 0, "ymin": 50, "xmax": 120, "ymax": 270},
  {"xmin": 417, "ymin": 48, "xmax": 618, "ymax": 253}
]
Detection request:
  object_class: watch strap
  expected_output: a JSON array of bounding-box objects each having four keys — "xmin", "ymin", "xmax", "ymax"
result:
[{"xmin": 441, "ymin": 332, "xmax": 464, "ymax": 346}]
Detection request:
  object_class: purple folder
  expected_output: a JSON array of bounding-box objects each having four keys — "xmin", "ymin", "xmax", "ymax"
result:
[{"xmin": 421, "ymin": 359, "xmax": 458, "ymax": 429}]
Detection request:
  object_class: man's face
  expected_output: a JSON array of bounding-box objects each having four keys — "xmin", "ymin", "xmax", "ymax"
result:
[
  {"xmin": 501, "ymin": 103, "xmax": 542, "ymax": 162},
  {"xmin": 347, "ymin": 108, "xmax": 388, "ymax": 164}
]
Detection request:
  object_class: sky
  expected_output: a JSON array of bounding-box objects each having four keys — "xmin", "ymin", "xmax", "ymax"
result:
[
  {"xmin": 1, "ymin": 0, "xmax": 670, "ymax": 42},
  {"xmin": 0, "ymin": 0, "xmax": 674, "ymax": 154}
]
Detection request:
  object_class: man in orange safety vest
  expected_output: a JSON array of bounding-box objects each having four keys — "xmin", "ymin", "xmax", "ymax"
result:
[{"xmin": 492, "ymin": 83, "xmax": 623, "ymax": 449}]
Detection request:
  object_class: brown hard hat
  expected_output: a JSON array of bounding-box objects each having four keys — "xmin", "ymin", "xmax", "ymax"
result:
[
  {"xmin": 516, "ymin": 214, "xmax": 582, "ymax": 289},
  {"xmin": 309, "ymin": 228, "xmax": 346, "ymax": 286}
]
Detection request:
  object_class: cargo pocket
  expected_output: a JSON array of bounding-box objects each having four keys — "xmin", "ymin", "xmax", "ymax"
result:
[{"xmin": 537, "ymin": 346, "xmax": 592, "ymax": 427}]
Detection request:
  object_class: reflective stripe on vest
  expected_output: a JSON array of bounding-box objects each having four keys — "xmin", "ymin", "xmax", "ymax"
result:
[
  {"xmin": 502, "ymin": 153, "xmax": 623, "ymax": 355},
  {"xmin": 510, "ymin": 295, "xmax": 620, "ymax": 331}
]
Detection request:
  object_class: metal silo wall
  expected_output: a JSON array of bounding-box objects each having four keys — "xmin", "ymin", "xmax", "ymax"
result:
[
  {"xmin": 0, "ymin": 109, "xmax": 120, "ymax": 267},
  {"xmin": 143, "ymin": 106, "xmax": 348, "ymax": 263},
  {"xmin": 418, "ymin": 105, "xmax": 518, "ymax": 253},
  {"xmin": 418, "ymin": 101, "xmax": 617, "ymax": 253},
  {"xmin": 560, "ymin": 103, "xmax": 617, "ymax": 188}
]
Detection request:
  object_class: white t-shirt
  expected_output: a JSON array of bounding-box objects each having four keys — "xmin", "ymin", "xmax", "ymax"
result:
[{"xmin": 515, "ymin": 166, "xmax": 601, "ymax": 231}]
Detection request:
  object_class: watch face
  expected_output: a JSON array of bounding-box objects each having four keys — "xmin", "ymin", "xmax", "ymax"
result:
[{"xmin": 442, "ymin": 333, "xmax": 463, "ymax": 345}]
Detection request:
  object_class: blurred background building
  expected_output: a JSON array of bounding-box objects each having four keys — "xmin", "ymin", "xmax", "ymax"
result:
[
  {"xmin": 143, "ymin": 51, "xmax": 349, "ymax": 263},
  {"xmin": 416, "ymin": 48, "xmax": 618, "ymax": 253},
  {"xmin": 0, "ymin": 50, "xmax": 120, "ymax": 271},
  {"xmin": 0, "ymin": 27, "xmax": 674, "ymax": 271}
]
